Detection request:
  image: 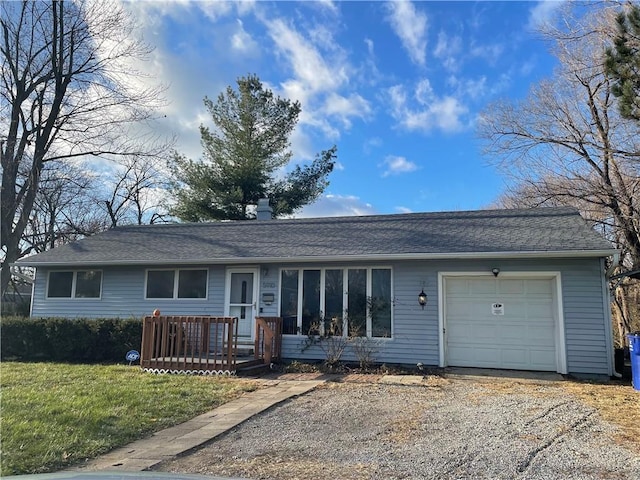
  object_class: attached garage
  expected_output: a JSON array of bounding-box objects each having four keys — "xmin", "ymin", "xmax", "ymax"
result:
[{"xmin": 440, "ymin": 274, "xmax": 567, "ymax": 373}]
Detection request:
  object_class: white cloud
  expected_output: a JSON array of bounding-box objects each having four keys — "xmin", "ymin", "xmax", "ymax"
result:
[
  {"xmin": 388, "ymin": 80, "xmax": 468, "ymax": 133},
  {"xmin": 395, "ymin": 206, "xmax": 413, "ymax": 214},
  {"xmin": 386, "ymin": 0, "xmax": 428, "ymax": 67},
  {"xmin": 519, "ymin": 57, "xmax": 536, "ymax": 76},
  {"xmin": 469, "ymin": 42, "xmax": 504, "ymax": 66},
  {"xmin": 308, "ymin": 24, "xmax": 340, "ymax": 51},
  {"xmin": 323, "ymin": 92, "xmax": 372, "ymax": 128},
  {"xmin": 380, "ymin": 155, "xmax": 419, "ymax": 177},
  {"xmin": 120, "ymin": 2, "xmax": 368, "ymax": 169},
  {"xmin": 361, "ymin": 37, "xmax": 384, "ymax": 86},
  {"xmin": 363, "ymin": 136, "xmax": 383, "ymax": 154},
  {"xmin": 197, "ymin": 1, "xmax": 234, "ymax": 21},
  {"xmin": 295, "ymin": 194, "xmax": 377, "ymax": 218},
  {"xmin": 266, "ymin": 18, "xmax": 346, "ymax": 94},
  {"xmin": 298, "ymin": 114, "xmax": 341, "ymax": 142},
  {"xmin": 263, "ymin": 16, "xmax": 371, "ymax": 143},
  {"xmin": 231, "ymin": 19, "xmax": 258, "ymax": 54},
  {"xmin": 279, "ymin": 79, "xmax": 312, "ymax": 111},
  {"xmin": 236, "ymin": 0, "xmax": 256, "ymax": 17},
  {"xmin": 448, "ymin": 76, "xmax": 488, "ymax": 101},
  {"xmin": 528, "ymin": 0, "xmax": 566, "ymax": 30},
  {"xmin": 317, "ymin": 0, "xmax": 339, "ymax": 14},
  {"xmin": 365, "ymin": 38, "xmax": 375, "ymax": 57},
  {"xmin": 433, "ymin": 31, "xmax": 462, "ymax": 72}
]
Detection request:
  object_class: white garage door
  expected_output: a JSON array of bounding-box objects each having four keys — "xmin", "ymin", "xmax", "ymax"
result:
[{"xmin": 445, "ymin": 276, "xmax": 557, "ymax": 371}]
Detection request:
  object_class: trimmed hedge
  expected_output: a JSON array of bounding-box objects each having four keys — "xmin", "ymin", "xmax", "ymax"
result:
[{"xmin": 0, "ymin": 316, "xmax": 143, "ymax": 363}]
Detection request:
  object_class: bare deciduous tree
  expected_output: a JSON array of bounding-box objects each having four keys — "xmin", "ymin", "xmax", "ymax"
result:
[
  {"xmin": 479, "ymin": 4, "xmax": 640, "ymax": 267},
  {"xmin": 478, "ymin": 3, "xmax": 640, "ymax": 343},
  {"xmin": 101, "ymin": 155, "xmax": 170, "ymax": 228},
  {"xmin": 24, "ymin": 162, "xmax": 106, "ymax": 255},
  {"xmin": 1, "ymin": 0, "xmax": 168, "ymax": 295}
]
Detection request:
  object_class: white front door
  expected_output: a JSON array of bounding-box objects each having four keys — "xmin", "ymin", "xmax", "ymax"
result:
[{"xmin": 225, "ymin": 268, "xmax": 259, "ymax": 341}]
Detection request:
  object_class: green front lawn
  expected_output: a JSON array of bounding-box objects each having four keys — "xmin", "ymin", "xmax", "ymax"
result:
[{"xmin": 0, "ymin": 362, "xmax": 258, "ymax": 476}]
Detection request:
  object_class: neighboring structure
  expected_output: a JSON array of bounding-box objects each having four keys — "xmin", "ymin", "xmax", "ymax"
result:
[{"xmin": 16, "ymin": 207, "xmax": 617, "ymax": 376}]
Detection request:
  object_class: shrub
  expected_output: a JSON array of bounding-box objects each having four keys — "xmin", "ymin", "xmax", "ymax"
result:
[
  {"xmin": 301, "ymin": 316, "xmax": 383, "ymax": 371},
  {"xmin": 0, "ymin": 316, "xmax": 143, "ymax": 363},
  {"xmin": 301, "ymin": 317, "xmax": 349, "ymax": 370},
  {"xmin": 350, "ymin": 334, "xmax": 383, "ymax": 371}
]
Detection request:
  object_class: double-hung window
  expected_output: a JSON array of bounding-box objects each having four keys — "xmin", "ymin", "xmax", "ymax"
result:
[
  {"xmin": 146, "ymin": 269, "xmax": 208, "ymax": 299},
  {"xmin": 279, "ymin": 267, "xmax": 392, "ymax": 338},
  {"xmin": 47, "ymin": 270, "xmax": 102, "ymax": 299}
]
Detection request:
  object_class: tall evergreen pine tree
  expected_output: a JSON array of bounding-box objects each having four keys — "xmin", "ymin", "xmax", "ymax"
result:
[
  {"xmin": 170, "ymin": 75, "xmax": 336, "ymax": 221},
  {"xmin": 605, "ymin": 4, "xmax": 640, "ymax": 121}
]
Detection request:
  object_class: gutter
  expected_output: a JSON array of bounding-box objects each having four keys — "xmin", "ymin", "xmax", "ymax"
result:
[{"xmin": 14, "ymin": 249, "xmax": 620, "ymax": 268}]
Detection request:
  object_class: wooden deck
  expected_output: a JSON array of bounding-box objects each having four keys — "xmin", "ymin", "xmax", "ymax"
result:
[{"xmin": 140, "ymin": 315, "xmax": 282, "ymax": 374}]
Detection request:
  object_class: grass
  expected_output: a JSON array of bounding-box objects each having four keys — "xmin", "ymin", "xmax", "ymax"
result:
[
  {"xmin": 0, "ymin": 362, "xmax": 258, "ymax": 476},
  {"xmin": 559, "ymin": 380, "xmax": 640, "ymax": 453}
]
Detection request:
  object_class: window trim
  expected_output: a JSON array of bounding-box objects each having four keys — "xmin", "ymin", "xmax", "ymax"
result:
[
  {"xmin": 144, "ymin": 268, "xmax": 209, "ymax": 300},
  {"xmin": 46, "ymin": 270, "xmax": 103, "ymax": 300},
  {"xmin": 278, "ymin": 266, "xmax": 393, "ymax": 339}
]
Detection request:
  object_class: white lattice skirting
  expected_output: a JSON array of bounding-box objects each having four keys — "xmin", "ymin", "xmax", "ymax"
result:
[{"xmin": 142, "ymin": 367, "xmax": 236, "ymax": 376}]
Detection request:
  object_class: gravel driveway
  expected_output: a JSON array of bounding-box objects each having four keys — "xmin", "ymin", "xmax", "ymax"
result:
[{"xmin": 157, "ymin": 375, "xmax": 639, "ymax": 480}]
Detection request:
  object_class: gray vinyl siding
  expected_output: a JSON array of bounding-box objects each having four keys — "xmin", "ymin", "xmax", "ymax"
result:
[
  {"xmin": 31, "ymin": 266, "xmax": 227, "ymax": 318},
  {"xmin": 561, "ymin": 260, "xmax": 610, "ymax": 375},
  {"xmin": 278, "ymin": 258, "xmax": 611, "ymax": 375},
  {"xmin": 30, "ymin": 256, "xmax": 611, "ymax": 375}
]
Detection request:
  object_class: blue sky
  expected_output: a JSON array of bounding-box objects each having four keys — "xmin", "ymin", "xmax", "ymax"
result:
[{"xmin": 123, "ymin": 0, "xmax": 564, "ymax": 217}]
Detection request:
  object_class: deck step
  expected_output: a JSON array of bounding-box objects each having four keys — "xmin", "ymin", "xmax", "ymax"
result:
[
  {"xmin": 236, "ymin": 361, "xmax": 270, "ymax": 376},
  {"xmin": 236, "ymin": 340, "xmax": 255, "ymax": 357}
]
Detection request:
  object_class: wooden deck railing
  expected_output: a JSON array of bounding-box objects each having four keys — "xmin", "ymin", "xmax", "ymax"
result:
[
  {"xmin": 254, "ymin": 317, "xmax": 283, "ymax": 365},
  {"xmin": 141, "ymin": 315, "xmax": 238, "ymax": 373}
]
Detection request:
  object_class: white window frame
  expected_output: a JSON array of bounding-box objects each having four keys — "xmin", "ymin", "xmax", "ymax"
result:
[
  {"xmin": 46, "ymin": 270, "xmax": 103, "ymax": 300},
  {"xmin": 278, "ymin": 266, "xmax": 393, "ymax": 339},
  {"xmin": 144, "ymin": 268, "xmax": 209, "ymax": 300}
]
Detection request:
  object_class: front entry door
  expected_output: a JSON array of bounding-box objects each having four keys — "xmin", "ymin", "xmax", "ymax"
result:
[{"xmin": 225, "ymin": 268, "xmax": 259, "ymax": 341}]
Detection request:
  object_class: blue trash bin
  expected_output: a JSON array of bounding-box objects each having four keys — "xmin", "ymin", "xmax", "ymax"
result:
[{"xmin": 628, "ymin": 333, "xmax": 640, "ymax": 391}]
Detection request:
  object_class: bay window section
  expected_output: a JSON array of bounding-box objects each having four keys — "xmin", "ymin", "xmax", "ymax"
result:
[
  {"xmin": 324, "ymin": 269, "xmax": 344, "ymax": 335},
  {"xmin": 347, "ymin": 269, "xmax": 367, "ymax": 337},
  {"xmin": 279, "ymin": 267, "xmax": 392, "ymax": 338},
  {"xmin": 280, "ymin": 270, "xmax": 299, "ymax": 335},
  {"xmin": 302, "ymin": 270, "xmax": 321, "ymax": 335},
  {"xmin": 371, "ymin": 269, "xmax": 392, "ymax": 337}
]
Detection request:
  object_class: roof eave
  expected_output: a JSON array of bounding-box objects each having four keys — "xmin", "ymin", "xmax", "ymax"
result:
[{"xmin": 15, "ymin": 249, "xmax": 619, "ymax": 268}]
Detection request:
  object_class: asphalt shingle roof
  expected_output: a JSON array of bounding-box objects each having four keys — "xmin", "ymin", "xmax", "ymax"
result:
[{"xmin": 16, "ymin": 207, "xmax": 615, "ymax": 266}]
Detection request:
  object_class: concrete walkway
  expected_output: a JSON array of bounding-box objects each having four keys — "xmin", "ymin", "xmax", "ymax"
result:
[{"xmin": 69, "ymin": 379, "xmax": 324, "ymax": 472}]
